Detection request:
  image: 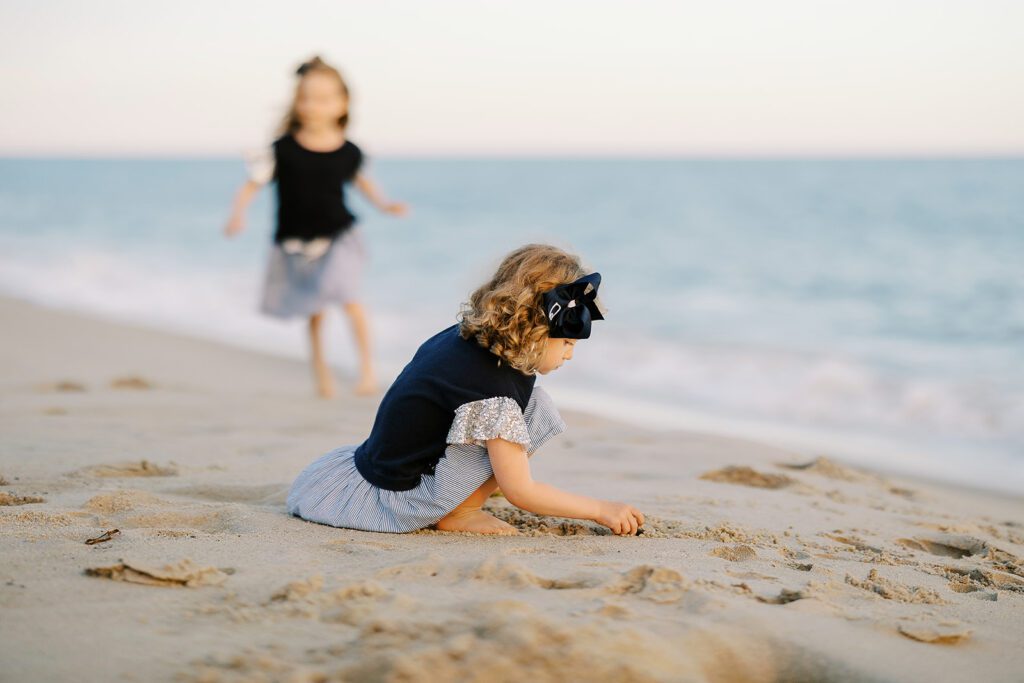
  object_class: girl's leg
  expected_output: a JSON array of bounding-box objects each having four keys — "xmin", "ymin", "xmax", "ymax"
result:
[
  {"xmin": 309, "ymin": 311, "xmax": 336, "ymax": 399},
  {"xmin": 341, "ymin": 301, "xmax": 377, "ymax": 395},
  {"xmin": 434, "ymin": 474, "xmax": 519, "ymax": 535}
]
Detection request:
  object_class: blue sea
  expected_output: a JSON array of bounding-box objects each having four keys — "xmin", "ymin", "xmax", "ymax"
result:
[{"xmin": 1, "ymin": 158, "xmax": 1022, "ymax": 492}]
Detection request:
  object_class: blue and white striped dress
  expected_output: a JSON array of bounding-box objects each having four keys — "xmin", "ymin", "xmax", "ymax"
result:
[{"xmin": 286, "ymin": 387, "xmax": 566, "ymax": 533}]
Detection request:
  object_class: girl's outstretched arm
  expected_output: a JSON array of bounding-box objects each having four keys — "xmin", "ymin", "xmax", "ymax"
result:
[
  {"xmin": 224, "ymin": 180, "xmax": 263, "ymax": 237},
  {"xmin": 354, "ymin": 173, "xmax": 408, "ymax": 216},
  {"xmin": 487, "ymin": 437, "xmax": 644, "ymax": 535}
]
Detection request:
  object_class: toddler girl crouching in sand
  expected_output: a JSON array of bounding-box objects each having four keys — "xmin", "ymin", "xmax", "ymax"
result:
[{"xmin": 287, "ymin": 244, "xmax": 645, "ymax": 535}]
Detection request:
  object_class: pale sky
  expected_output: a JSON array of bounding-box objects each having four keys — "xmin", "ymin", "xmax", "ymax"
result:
[{"xmin": 1, "ymin": 0, "xmax": 1022, "ymax": 157}]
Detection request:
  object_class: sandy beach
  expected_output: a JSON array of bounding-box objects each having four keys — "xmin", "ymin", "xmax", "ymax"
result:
[{"xmin": 1, "ymin": 294, "xmax": 1022, "ymax": 682}]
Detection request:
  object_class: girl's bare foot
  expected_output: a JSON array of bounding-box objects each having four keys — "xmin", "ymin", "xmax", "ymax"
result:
[{"xmin": 435, "ymin": 508, "xmax": 520, "ymax": 535}]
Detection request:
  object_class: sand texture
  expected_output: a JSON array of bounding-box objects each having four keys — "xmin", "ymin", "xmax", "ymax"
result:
[{"xmin": 1, "ymin": 296, "xmax": 1022, "ymax": 682}]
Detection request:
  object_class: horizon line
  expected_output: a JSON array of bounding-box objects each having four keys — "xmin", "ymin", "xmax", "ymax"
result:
[{"xmin": 3, "ymin": 151, "xmax": 1024, "ymax": 162}]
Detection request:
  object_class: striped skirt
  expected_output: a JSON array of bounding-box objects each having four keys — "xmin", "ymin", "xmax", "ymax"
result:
[
  {"xmin": 260, "ymin": 227, "xmax": 367, "ymax": 319},
  {"xmin": 286, "ymin": 387, "xmax": 566, "ymax": 533}
]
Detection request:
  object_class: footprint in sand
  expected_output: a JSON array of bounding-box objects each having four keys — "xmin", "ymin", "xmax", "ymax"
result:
[
  {"xmin": 78, "ymin": 460, "xmax": 178, "ymax": 478},
  {"xmin": 895, "ymin": 534, "xmax": 988, "ymax": 559},
  {"xmin": 602, "ymin": 565, "xmax": 689, "ymax": 604},
  {"xmin": 37, "ymin": 380, "xmax": 86, "ymax": 393},
  {"xmin": 845, "ymin": 569, "xmax": 946, "ymax": 604},
  {"xmin": 83, "ymin": 490, "xmax": 239, "ymax": 534},
  {"xmin": 110, "ymin": 376, "xmax": 154, "ymax": 390}
]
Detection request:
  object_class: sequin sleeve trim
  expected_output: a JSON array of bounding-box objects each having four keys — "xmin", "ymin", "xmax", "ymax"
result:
[
  {"xmin": 244, "ymin": 146, "xmax": 275, "ymax": 185},
  {"xmin": 446, "ymin": 396, "xmax": 531, "ymax": 448}
]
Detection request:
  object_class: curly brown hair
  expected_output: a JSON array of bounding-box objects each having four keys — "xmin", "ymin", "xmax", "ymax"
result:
[{"xmin": 458, "ymin": 244, "xmax": 595, "ymax": 374}]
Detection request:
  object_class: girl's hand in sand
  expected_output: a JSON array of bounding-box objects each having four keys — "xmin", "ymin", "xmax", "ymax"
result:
[{"xmin": 595, "ymin": 500, "xmax": 645, "ymax": 536}]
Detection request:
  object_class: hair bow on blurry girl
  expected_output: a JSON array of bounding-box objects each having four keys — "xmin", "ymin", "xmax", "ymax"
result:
[{"xmin": 543, "ymin": 273, "xmax": 604, "ymax": 339}]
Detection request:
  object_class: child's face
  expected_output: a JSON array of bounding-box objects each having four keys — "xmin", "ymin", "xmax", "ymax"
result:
[
  {"xmin": 536, "ymin": 337, "xmax": 577, "ymax": 375},
  {"xmin": 296, "ymin": 72, "xmax": 348, "ymax": 128}
]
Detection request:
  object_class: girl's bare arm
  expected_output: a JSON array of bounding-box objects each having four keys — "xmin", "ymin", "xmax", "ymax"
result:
[
  {"xmin": 487, "ymin": 437, "xmax": 644, "ymax": 535},
  {"xmin": 224, "ymin": 180, "xmax": 263, "ymax": 237},
  {"xmin": 354, "ymin": 173, "xmax": 408, "ymax": 216}
]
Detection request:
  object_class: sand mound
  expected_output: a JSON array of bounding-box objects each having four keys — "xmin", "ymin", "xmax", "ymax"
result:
[
  {"xmin": 777, "ymin": 456, "xmax": 872, "ymax": 483},
  {"xmin": 0, "ymin": 510, "xmax": 76, "ymax": 527},
  {"xmin": 0, "ymin": 492, "xmax": 45, "ymax": 506},
  {"xmin": 845, "ymin": 569, "xmax": 946, "ymax": 604},
  {"xmin": 700, "ymin": 466, "xmax": 795, "ymax": 489},
  {"xmin": 710, "ymin": 544, "xmax": 758, "ymax": 562},
  {"xmin": 898, "ymin": 621, "xmax": 972, "ymax": 645},
  {"xmin": 80, "ymin": 460, "xmax": 177, "ymax": 478},
  {"xmin": 271, "ymin": 575, "xmax": 325, "ymax": 602}
]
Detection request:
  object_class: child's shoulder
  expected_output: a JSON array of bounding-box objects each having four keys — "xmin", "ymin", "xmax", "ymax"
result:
[{"xmin": 411, "ymin": 325, "xmax": 535, "ymax": 403}]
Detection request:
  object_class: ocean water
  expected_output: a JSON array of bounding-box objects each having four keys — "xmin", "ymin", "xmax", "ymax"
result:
[{"xmin": 1, "ymin": 157, "xmax": 1022, "ymax": 492}]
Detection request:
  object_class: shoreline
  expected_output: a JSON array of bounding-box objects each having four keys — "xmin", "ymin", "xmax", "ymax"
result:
[
  {"xmin": 1, "ymin": 295, "xmax": 1022, "ymax": 681},
  {"xmin": 3, "ymin": 292, "xmax": 1017, "ymax": 496}
]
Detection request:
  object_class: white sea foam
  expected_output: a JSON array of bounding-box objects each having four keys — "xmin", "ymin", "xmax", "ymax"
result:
[{"xmin": 2, "ymin": 244, "xmax": 1021, "ymax": 493}]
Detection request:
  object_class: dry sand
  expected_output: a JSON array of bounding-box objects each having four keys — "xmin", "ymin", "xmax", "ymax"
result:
[{"xmin": 1, "ymin": 295, "xmax": 1022, "ymax": 682}]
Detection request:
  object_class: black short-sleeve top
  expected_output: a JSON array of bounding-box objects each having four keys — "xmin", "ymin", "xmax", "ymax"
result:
[
  {"xmin": 353, "ymin": 325, "xmax": 537, "ymax": 491},
  {"xmin": 251, "ymin": 134, "xmax": 363, "ymax": 243}
]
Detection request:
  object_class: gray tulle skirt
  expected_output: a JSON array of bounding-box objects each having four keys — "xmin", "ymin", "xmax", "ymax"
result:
[
  {"xmin": 260, "ymin": 228, "xmax": 367, "ymax": 319},
  {"xmin": 286, "ymin": 387, "xmax": 566, "ymax": 533}
]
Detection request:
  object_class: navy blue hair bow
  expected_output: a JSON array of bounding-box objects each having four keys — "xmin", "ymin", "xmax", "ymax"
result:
[{"xmin": 542, "ymin": 273, "xmax": 604, "ymax": 339}]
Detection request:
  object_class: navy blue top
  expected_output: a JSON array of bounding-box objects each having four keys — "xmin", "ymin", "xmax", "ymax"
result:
[
  {"xmin": 272, "ymin": 134, "xmax": 363, "ymax": 243},
  {"xmin": 354, "ymin": 325, "xmax": 536, "ymax": 491}
]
